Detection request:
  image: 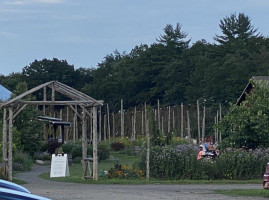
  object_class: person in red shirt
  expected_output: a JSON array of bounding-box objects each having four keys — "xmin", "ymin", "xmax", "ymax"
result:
[{"xmin": 197, "ymin": 145, "xmax": 203, "ymax": 160}]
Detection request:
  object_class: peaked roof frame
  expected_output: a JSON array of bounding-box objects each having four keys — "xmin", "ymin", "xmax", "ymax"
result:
[{"xmin": 0, "ymin": 81, "xmax": 103, "ymax": 108}]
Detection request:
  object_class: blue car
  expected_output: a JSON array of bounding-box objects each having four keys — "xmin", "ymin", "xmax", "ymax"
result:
[{"xmin": 0, "ymin": 179, "xmax": 51, "ymax": 200}]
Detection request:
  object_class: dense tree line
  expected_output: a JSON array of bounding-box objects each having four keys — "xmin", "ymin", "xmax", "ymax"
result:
[{"xmin": 1, "ymin": 13, "xmax": 269, "ymax": 112}]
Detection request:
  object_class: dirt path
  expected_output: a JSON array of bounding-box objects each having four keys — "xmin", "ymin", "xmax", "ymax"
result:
[{"xmin": 15, "ymin": 165, "xmax": 265, "ymax": 200}]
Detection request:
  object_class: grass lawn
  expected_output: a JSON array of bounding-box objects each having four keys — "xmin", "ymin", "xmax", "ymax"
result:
[{"xmin": 215, "ymin": 189, "xmax": 269, "ymax": 198}]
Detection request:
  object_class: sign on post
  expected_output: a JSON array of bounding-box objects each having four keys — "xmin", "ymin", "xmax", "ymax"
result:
[{"xmin": 50, "ymin": 154, "xmax": 70, "ymax": 178}]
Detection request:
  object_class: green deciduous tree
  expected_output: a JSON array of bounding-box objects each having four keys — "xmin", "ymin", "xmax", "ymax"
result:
[{"xmin": 218, "ymin": 80, "xmax": 269, "ymax": 149}]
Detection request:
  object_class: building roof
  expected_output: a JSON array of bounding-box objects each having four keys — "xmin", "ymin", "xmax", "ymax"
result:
[
  {"xmin": 236, "ymin": 76, "xmax": 269, "ymax": 105},
  {"xmin": 0, "ymin": 85, "xmax": 12, "ymax": 102}
]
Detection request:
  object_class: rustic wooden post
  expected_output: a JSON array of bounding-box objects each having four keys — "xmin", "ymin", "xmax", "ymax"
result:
[
  {"xmin": 60, "ymin": 109, "xmax": 63, "ymax": 139},
  {"xmin": 90, "ymin": 112, "xmax": 93, "ymax": 142},
  {"xmin": 157, "ymin": 99, "xmax": 161, "ymax": 130},
  {"xmin": 161, "ymin": 115, "xmax": 164, "ymax": 133},
  {"xmin": 144, "ymin": 102, "xmax": 147, "ymax": 134},
  {"xmin": 107, "ymin": 104, "xmax": 110, "ymax": 140},
  {"xmin": 168, "ymin": 106, "xmax": 171, "ymax": 133},
  {"xmin": 2, "ymin": 108, "xmax": 8, "ymax": 179},
  {"xmin": 73, "ymin": 109, "xmax": 77, "ymax": 142},
  {"xmin": 146, "ymin": 119, "xmax": 150, "ymax": 181},
  {"xmin": 121, "ymin": 99, "xmax": 124, "ymax": 138},
  {"xmin": 103, "ymin": 114, "xmax": 107, "ymax": 142},
  {"xmin": 216, "ymin": 110, "xmax": 219, "ymax": 142},
  {"xmin": 66, "ymin": 107, "xmax": 69, "ymax": 141},
  {"xmin": 112, "ymin": 113, "xmax": 115, "ymax": 139},
  {"xmin": 43, "ymin": 86, "xmax": 47, "ymax": 140},
  {"xmin": 131, "ymin": 114, "xmax": 134, "ymax": 139},
  {"xmin": 81, "ymin": 108, "xmax": 87, "ymax": 179},
  {"xmin": 133, "ymin": 106, "xmax": 136, "ymax": 140},
  {"xmin": 99, "ymin": 107, "xmax": 102, "ymax": 142},
  {"xmin": 181, "ymin": 103, "xmax": 184, "ymax": 138},
  {"xmin": 219, "ymin": 103, "xmax": 222, "ymax": 142},
  {"xmin": 141, "ymin": 110, "xmax": 144, "ymax": 136},
  {"xmin": 187, "ymin": 108, "xmax": 191, "ymax": 142},
  {"xmin": 202, "ymin": 106, "xmax": 205, "ymax": 143},
  {"xmin": 172, "ymin": 107, "xmax": 175, "ymax": 131},
  {"xmin": 214, "ymin": 116, "xmax": 217, "ymax": 142},
  {"xmin": 197, "ymin": 100, "xmax": 201, "ymax": 143},
  {"xmin": 8, "ymin": 107, "xmax": 13, "ymax": 181},
  {"xmin": 92, "ymin": 107, "xmax": 98, "ymax": 181}
]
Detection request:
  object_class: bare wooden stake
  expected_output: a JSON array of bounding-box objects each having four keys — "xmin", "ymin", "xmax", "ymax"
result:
[
  {"xmin": 121, "ymin": 99, "xmax": 124, "ymax": 138},
  {"xmin": 181, "ymin": 103, "xmax": 184, "ymax": 138},
  {"xmin": 144, "ymin": 102, "xmax": 147, "ymax": 134},
  {"xmin": 172, "ymin": 107, "xmax": 175, "ymax": 131},
  {"xmin": 133, "ymin": 107, "xmax": 136, "ymax": 140},
  {"xmin": 219, "ymin": 103, "xmax": 222, "ymax": 142},
  {"xmin": 141, "ymin": 110, "xmax": 144, "ymax": 136},
  {"xmin": 99, "ymin": 107, "xmax": 102, "ymax": 142},
  {"xmin": 2, "ymin": 108, "xmax": 7, "ymax": 179},
  {"xmin": 81, "ymin": 108, "xmax": 87, "ymax": 179},
  {"xmin": 112, "ymin": 113, "xmax": 115, "ymax": 139},
  {"xmin": 104, "ymin": 114, "xmax": 107, "ymax": 142},
  {"xmin": 187, "ymin": 108, "xmax": 191, "ymax": 142},
  {"xmin": 168, "ymin": 106, "xmax": 171, "ymax": 133},
  {"xmin": 157, "ymin": 99, "xmax": 161, "ymax": 130},
  {"xmin": 197, "ymin": 100, "xmax": 201, "ymax": 143},
  {"xmin": 107, "ymin": 104, "xmax": 110, "ymax": 140},
  {"xmin": 8, "ymin": 107, "xmax": 13, "ymax": 181},
  {"xmin": 92, "ymin": 107, "xmax": 98, "ymax": 181},
  {"xmin": 202, "ymin": 106, "xmax": 205, "ymax": 143},
  {"xmin": 146, "ymin": 119, "xmax": 150, "ymax": 181}
]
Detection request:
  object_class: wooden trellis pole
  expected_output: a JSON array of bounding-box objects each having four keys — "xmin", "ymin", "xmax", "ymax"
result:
[
  {"xmin": 158, "ymin": 99, "xmax": 161, "ymax": 130},
  {"xmin": 216, "ymin": 110, "xmax": 219, "ymax": 142},
  {"xmin": 92, "ymin": 107, "xmax": 98, "ymax": 181},
  {"xmin": 112, "ymin": 113, "xmax": 115, "ymax": 139},
  {"xmin": 197, "ymin": 100, "xmax": 201, "ymax": 143},
  {"xmin": 99, "ymin": 107, "xmax": 102, "ymax": 142},
  {"xmin": 146, "ymin": 119, "xmax": 150, "ymax": 181},
  {"xmin": 2, "ymin": 108, "xmax": 7, "ymax": 179},
  {"xmin": 219, "ymin": 103, "xmax": 222, "ymax": 142},
  {"xmin": 168, "ymin": 106, "xmax": 171, "ymax": 133},
  {"xmin": 144, "ymin": 102, "xmax": 147, "ymax": 134},
  {"xmin": 81, "ymin": 108, "xmax": 87, "ymax": 179},
  {"xmin": 103, "ymin": 114, "xmax": 107, "ymax": 141},
  {"xmin": 141, "ymin": 110, "xmax": 144, "ymax": 136},
  {"xmin": 121, "ymin": 99, "xmax": 124, "ymax": 138},
  {"xmin": 8, "ymin": 107, "xmax": 13, "ymax": 181},
  {"xmin": 187, "ymin": 108, "xmax": 191, "ymax": 142},
  {"xmin": 181, "ymin": 103, "xmax": 184, "ymax": 138},
  {"xmin": 202, "ymin": 106, "xmax": 205, "ymax": 143},
  {"xmin": 133, "ymin": 107, "xmax": 136, "ymax": 140},
  {"xmin": 172, "ymin": 107, "xmax": 175, "ymax": 131},
  {"xmin": 107, "ymin": 104, "xmax": 110, "ymax": 140}
]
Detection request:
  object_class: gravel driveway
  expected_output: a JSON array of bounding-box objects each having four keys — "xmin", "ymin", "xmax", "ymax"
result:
[{"xmin": 15, "ymin": 165, "xmax": 265, "ymax": 200}]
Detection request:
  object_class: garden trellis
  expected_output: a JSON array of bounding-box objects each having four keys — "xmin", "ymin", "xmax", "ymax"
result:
[{"xmin": 0, "ymin": 81, "xmax": 103, "ymax": 181}]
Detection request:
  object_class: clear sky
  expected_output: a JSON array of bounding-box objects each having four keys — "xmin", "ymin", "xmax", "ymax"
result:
[{"xmin": 1, "ymin": 0, "xmax": 269, "ymax": 76}]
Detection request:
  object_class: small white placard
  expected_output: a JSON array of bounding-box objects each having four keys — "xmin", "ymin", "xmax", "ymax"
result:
[{"xmin": 50, "ymin": 154, "xmax": 70, "ymax": 178}]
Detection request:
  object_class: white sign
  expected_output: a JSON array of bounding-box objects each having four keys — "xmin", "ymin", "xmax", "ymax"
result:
[{"xmin": 50, "ymin": 154, "xmax": 70, "ymax": 178}]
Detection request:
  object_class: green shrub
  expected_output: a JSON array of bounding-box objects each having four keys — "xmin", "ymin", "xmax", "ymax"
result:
[
  {"xmin": 71, "ymin": 144, "xmax": 82, "ymax": 158},
  {"xmin": 13, "ymin": 151, "xmax": 33, "ymax": 171},
  {"xmin": 138, "ymin": 145, "xmax": 269, "ymax": 180},
  {"xmin": 61, "ymin": 142, "xmax": 77, "ymax": 154},
  {"xmin": 111, "ymin": 142, "xmax": 125, "ymax": 151},
  {"xmin": 33, "ymin": 152, "xmax": 51, "ymax": 161}
]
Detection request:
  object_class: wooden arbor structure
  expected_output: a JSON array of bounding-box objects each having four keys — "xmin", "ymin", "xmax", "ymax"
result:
[{"xmin": 0, "ymin": 81, "xmax": 103, "ymax": 181}]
